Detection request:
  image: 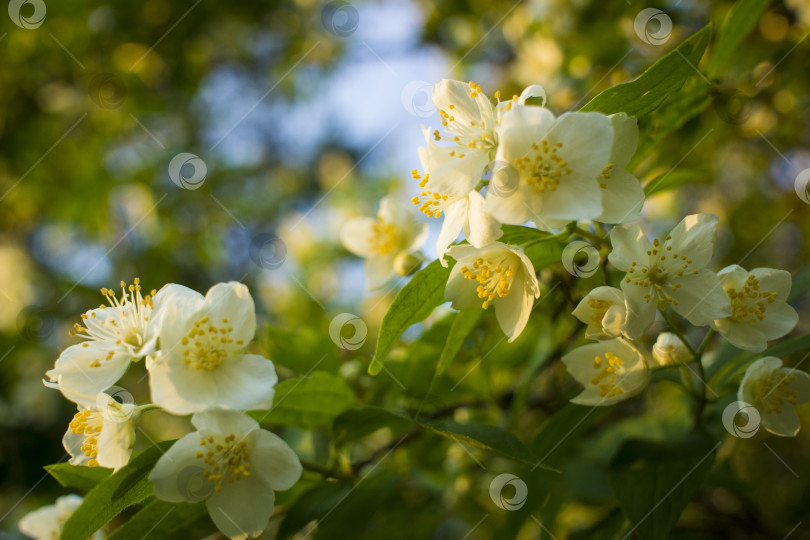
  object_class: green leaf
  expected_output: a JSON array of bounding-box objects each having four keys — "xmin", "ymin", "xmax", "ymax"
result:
[
  {"xmin": 644, "ymin": 169, "xmax": 708, "ymax": 196},
  {"xmin": 106, "ymin": 499, "xmax": 207, "ymax": 540},
  {"xmin": 257, "ymin": 371, "xmax": 356, "ymax": 429},
  {"xmin": 265, "ymin": 326, "xmax": 340, "ymax": 374},
  {"xmin": 332, "ymin": 406, "xmax": 413, "ymax": 447},
  {"xmin": 789, "ymin": 265, "xmax": 810, "ymax": 302},
  {"xmin": 436, "ymin": 308, "xmax": 482, "ymax": 376},
  {"xmin": 45, "ymin": 463, "xmax": 112, "ymax": 490},
  {"xmin": 708, "ymin": 0, "xmax": 772, "ymax": 77},
  {"xmin": 419, "ymin": 418, "xmax": 553, "ymax": 469},
  {"xmin": 609, "ymin": 432, "xmax": 718, "ymax": 540},
  {"xmin": 500, "ymin": 225, "xmax": 565, "ymax": 270},
  {"xmin": 581, "ymin": 25, "xmax": 712, "ymax": 119},
  {"xmin": 369, "ymin": 259, "xmax": 452, "ymax": 375},
  {"xmin": 277, "ymin": 482, "xmax": 352, "ymax": 540},
  {"xmin": 532, "ymin": 405, "xmax": 606, "ymax": 467},
  {"xmin": 499, "ymin": 225, "xmax": 556, "ymax": 245},
  {"xmin": 60, "ymin": 441, "xmax": 175, "ymax": 540}
]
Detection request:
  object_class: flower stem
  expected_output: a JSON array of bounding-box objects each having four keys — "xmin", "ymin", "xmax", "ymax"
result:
[
  {"xmin": 659, "ymin": 310, "xmax": 714, "ymax": 427},
  {"xmin": 570, "ymin": 225, "xmax": 610, "ymax": 247},
  {"xmin": 300, "ymin": 459, "xmax": 351, "ymax": 480},
  {"xmin": 137, "ymin": 403, "xmax": 162, "ymax": 413}
]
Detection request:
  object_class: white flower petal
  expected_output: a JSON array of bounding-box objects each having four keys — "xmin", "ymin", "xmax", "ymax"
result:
[
  {"xmin": 619, "ymin": 283, "xmax": 657, "ymax": 339},
  {"xmin": 463, "ymin": 190, "xmax": 502, "ymax": 248},
  {"xmin": 251, "ymin": 430, "xmax": 303, "ymax": 491},
  {"xmin": 340, "ymin": 217, "xmax": 377, "ymax": 257},
  {"xmin": 148, "ymin": 432, "xmax": 206, "ymax": 503},
  {"xmin": 762, "ymin": 406, "xmax": 801, "ymax": 437},
  {"xmin": 192, "ymin": 410, "xmax": 260, "ymax": 436},
  {"xmin": 364, "ymin": 255, "xmax": 396, "ymax": 290},
  {"xmin": 750, "ymin": 267, "xmax": 793, "ymax": 301},
  {"xmin": 665, "ymin": 213, "xmax": 718, "ymax": 270},
  {"xmin": 596, "ymin": 169, "xmax": 644, "ymax": 224},
  {"xmin": 206, "ymin": 476, "xmax": 276, "ymax": 540},
  {"xmin": 608, "ymin": 224, "xmax": 650, "ymax": 271},
  {"xmin": 670, "ymin": 271, "xmax": 731, "ymax": 326},
  {"xmin": 46, "ymin": 343, "xmax": 131, "ymax": 406},
  {"xmin": 494, "ymin": 269, "xmax": 535, "ymax": 342},
  {"xmin": 203, "ymin": 282, "xmax": 257, "ymax": 350},
  {"xmin": 607, "ymin": 113, "xmax": 638, "ymax": 169},
  {"xmin": 436, "ymin": 198, "xmax": 468, "ymax": 263}
]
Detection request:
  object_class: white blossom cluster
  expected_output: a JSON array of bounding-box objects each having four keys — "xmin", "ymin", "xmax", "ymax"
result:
[{"xmin": 24, "ymin": 280, "xmax": 301, "ymax": 540}]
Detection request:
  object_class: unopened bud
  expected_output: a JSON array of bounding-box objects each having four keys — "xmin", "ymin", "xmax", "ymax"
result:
[
  {"xmin": 652, "ymin": 332, "xmax": 691, "ymax": 365},
  {"xmin": 394, "ymin": 251, "xmax": 425, "ymax": 277}
]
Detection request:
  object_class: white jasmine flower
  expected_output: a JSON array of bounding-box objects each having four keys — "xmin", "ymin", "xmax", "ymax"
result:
[
  {"xmin": 444, "ymin": 242, "xmax": 540, "ymax": 342},
  {"xmin": 609, "ymin": 213, "xmax": 731, "ymax": 338},
  {"xmin": 595, "ymin": 113, "xmax": 645, "ymax": 224},
  {"xmin": 412, "ymin": 81, "xmax": 549, "ymax": 262},
  {"xmin": 572, "ymin": 286, "xmax": 627, "ymax": 340},
  {"xmin": 18, "ymin": 495, "xmax": 104, "ymax": 540},
  {"xmin": 45, "ymin": 279, "xmax": 160, "ymax": 405},
  {"xmin": 485, "ymin": 106, "xmax": 614, "ymax": 230},
  {"xmin": 62, "ymin": 393, "xmax": 138, "ymax": 471},
  {"xmin": 710, "ymin": 265, "xmax": 799, "ymax": 352},
  {"xmin": 739, "ymin": 357, "xmax": 810, "ymax": 437},
  {"xmin": 413, "ymin": 133, "xmax": 502, "ymax": 264},
  {"xmin": 149, "ymin": 411, "xmax": 302, "ymax": 540},
  {"xmin": 147, "ymin": 282, "xmax": 277, "ymax": 415},
  {"xmin": 652, "ymin": 332, "xmax": 691, "ymax": 365},
  {"xmin": 562, "ymin": 338, "xmax": 650, "ymax": 406},
  {"xmin": 341, "ymin": 196, "xmax": 428, "ymax": 289}
]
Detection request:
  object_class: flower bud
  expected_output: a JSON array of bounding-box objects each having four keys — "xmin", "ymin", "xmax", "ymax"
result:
[
  {"xmin": 652, "ymin": 332, "xmax": 691, "ymax": 365},
  {"xmin": 394, "ymin": 251, "xmax": 424, "ymax": 277}
]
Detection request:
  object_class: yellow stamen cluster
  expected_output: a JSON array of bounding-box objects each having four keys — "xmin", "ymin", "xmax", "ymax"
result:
[
  {"xmin": 368, "ymin": 220, "xmax": 400, "ymax": 255},
  {"xmin": 753, "ymin": 371, "xmax": 798, "ymax": 414},
  {"xmin": 71, "ymin": 278, "xmax": 156, "ymax": 366},
  {"xmin": 515, "ymin": 140, "xmax": 571, "ymax": 194},
  {"xmin": 433, "ymin": 81, "xmax": 497, "ymax": 151},
  {"xmin": 623, "ymin": 236, "xmax": 693, "ymax": 305},
  {"xmin": 590, "ymin": 352, "xmax": 625, "ymax": 398},
  {"xmin": 460, "ymin": 256, "xmax": 515, "ymax": 309},
  {"xmin": 726, "ymin": 275, "xmax": 777, "ymax": 324},
  {"xmin": 196, "ymin": 434, "xmax": 252, "ymax": 493},
  {"xmin": 599, "ymin": 163, "xmax": 613, "ymax": 189},
  {"xmin": 181, "ymin": 316, "xmax": 240, "ymax": 370},
  {"xmin": 410, "ymin": 170, "xmax": 447, "ymax": 218},
  {"xmin": 587, "ymin": 298, "xmax": 612, "ymax": 326},
  {"xmin": 69, "ymin": 409, "xmax": 102, "ymax": 467}
]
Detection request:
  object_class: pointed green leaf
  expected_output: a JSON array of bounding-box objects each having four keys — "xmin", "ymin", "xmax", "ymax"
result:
[
  {"xmin": 369, "ymin": 259, "xmax": 452, "ymax": 375},
  {"xmin": 581, "ymin": 25, "xmax": 712, "ymax": 118}
]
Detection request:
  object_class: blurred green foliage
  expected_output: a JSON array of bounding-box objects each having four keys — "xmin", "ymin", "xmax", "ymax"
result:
[{"xmin": 2, "ymin": 0, "xmax": 810, "ymax": 538}]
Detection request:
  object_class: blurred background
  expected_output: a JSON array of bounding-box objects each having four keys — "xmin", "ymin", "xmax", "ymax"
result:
[{"xmin": 1, "ymin": 0, "xmax": 810, "ymax": 538}]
